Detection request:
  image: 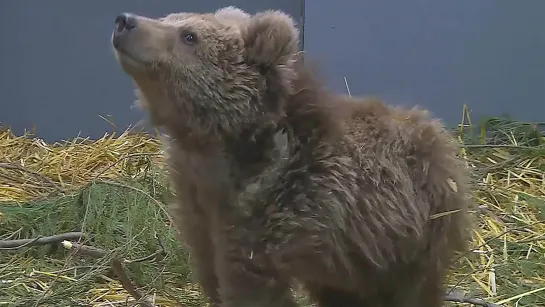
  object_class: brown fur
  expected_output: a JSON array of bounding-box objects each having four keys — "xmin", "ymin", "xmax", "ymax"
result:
[{"xmin": 111, "ymin": 7, "xmax": 472, "ymax": 307}]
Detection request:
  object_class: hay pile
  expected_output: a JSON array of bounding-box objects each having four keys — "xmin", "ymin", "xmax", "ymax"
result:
[
  {"xmin": 0, "ymin": 129, "xmax": 204, "ymax": 306},
  {"xmin": 1, "ymin": 113, "xmax": 544, "ymax": 306}
]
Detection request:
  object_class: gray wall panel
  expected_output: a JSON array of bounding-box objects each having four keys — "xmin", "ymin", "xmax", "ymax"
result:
[{"xmin": 304, "ymin": 0, "xmax": 545, "ymax": 127}]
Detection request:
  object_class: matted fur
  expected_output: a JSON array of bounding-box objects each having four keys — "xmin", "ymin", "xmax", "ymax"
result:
[{"xmin": 111, "ymin": 7, "xmax": 472, "ymax": 307}]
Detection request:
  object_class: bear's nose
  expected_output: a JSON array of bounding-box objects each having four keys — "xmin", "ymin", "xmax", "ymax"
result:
[{"xmin": 114, "ymin": 13, "xmax": 137, "ymax": 33}]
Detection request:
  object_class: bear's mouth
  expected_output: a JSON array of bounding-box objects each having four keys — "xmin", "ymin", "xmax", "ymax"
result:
[
  {"xmin": 111, "ymin": 29, "xmax": 150, "ymax": 71},
  {"xmin": 113, "ymin": 45, "xmax": 149, "ymax": 72}
]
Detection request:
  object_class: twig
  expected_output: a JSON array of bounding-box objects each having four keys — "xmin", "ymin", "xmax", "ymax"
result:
[
  {"xmin": 515, "ymin": 235, "xmax": 545, "ymax": 244},
  {"xmin": 463, "ymin": 144, "xmax": 539, "ymax": 150},
  {"xmin": 156, "ymin": 233, "xmax": 166, "ymax": 250},
  {"xmin": 444, "ymin": 292, "xmax": 503, "ymax": 307},
  {"xmin": 0, "ymin": 162, "xmax": 65, "ymax": 192},
  {"xmin": 0, "ymin": 172, "xmax": 25, "ymax": 185},
  {"xmin": 111, "ymin": 258, "xmax": 154, "ymax": 307},
  {"xmin": 126, "ymin": 249, "xmax": 165, "ymax": 264},
  {"xmin": 343, "ymin": 77, "xmax": 352, "ymax": 97},
  {"xmin": 0, "ymin": 227, "xmax": 22, "ymax": 240},
  {"xmin": 0, "ymin": 232, "xmax": 84, "ymax": 250},
  {"xmin": 62, "ymin": 241, "xmax": 110, "ymax": 258},
  {"xmin": 63, "ymin": 241, "xmax": 165, "ymax": 265}
]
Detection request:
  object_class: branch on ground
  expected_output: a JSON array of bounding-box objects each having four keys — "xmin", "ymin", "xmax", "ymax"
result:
[{"xmin": 0, "ymin": 232, "xmax": 84, "ymax": 250}]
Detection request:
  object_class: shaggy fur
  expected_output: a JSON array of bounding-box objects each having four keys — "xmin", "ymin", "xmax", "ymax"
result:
[{"xmin": 111, "ymin": 6, "xmax": 472, "ymax": 307}]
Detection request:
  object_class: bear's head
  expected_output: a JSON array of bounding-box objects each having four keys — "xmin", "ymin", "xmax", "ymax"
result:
[{"xmin": 111, "ymin": 7, "xmax": 300, "ymax": 144}]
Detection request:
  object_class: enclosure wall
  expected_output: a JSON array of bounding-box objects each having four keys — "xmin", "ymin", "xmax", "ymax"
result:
[{"xmin": 1, "ymin": 0, "xmax": 544, "ymax": 142}]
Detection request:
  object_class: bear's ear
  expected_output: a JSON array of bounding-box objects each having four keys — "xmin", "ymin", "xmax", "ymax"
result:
[
  {"xmin": 214, "ymin": 6, "xmax": 251, "ymax": 29},
  {"xmin": 244, "ymin": 10, "xmax": 300, "ymax": 68}
]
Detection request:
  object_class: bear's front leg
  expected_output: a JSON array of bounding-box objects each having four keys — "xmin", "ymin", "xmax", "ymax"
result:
[
  {"xmin": 182, "ymin": 224, "xmax": 220, "ymax": 306},
  {"xmin": 213, "ymin": 226, "xmax": 297, "ymax": 307},
  {"xmin": 172, "ymin": 198, "xmax": 220, "ymax": 306}
]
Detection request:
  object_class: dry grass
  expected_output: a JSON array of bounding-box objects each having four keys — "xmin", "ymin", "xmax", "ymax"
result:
[
  {"xmin": 1, "ymin": 108, "xmax": 544, "ymax": 306},
  {"xmin": 0, "ymin": 129, "xmax": 165, "ymax": 203}
]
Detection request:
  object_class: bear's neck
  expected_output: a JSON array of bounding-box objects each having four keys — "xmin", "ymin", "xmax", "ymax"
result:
[
  {"xmin": 225, "ymin": 56, "xmax": 344, "ymax": 186},
  {"xmin": 224, "ymin": 122, "xmax": 288, "ymax": 189},
  {"xmin": 283, "ymin": 57, "xmax": 344, "ymax": 146},
  {"xmin": 230, "ymin": 63, "xmax": 344, "ymax": 192}
]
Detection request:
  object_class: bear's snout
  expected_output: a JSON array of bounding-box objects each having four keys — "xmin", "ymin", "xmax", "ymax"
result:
[
  {"xmin": 112, "ymin": 13, "xmax": 137, "ymax": 49},
  {"xmin": 115, "ymin": 13, "xmax": 137, "ymax": 32}
]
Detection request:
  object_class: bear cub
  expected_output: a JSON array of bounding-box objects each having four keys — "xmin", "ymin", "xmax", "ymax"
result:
[{"xmin": 111, "ymin": 6, "xmax": 472, "ymax": 307}]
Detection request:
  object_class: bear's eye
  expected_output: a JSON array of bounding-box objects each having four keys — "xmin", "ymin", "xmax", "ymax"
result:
[{"xmin": 182, "ymin": 31, "xmax": 198, "ymax": 45}]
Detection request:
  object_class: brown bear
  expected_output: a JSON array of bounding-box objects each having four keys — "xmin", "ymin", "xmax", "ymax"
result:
[{"xmin": 111, "ymin": 6, "xmax": 472, "ymax": 307}]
